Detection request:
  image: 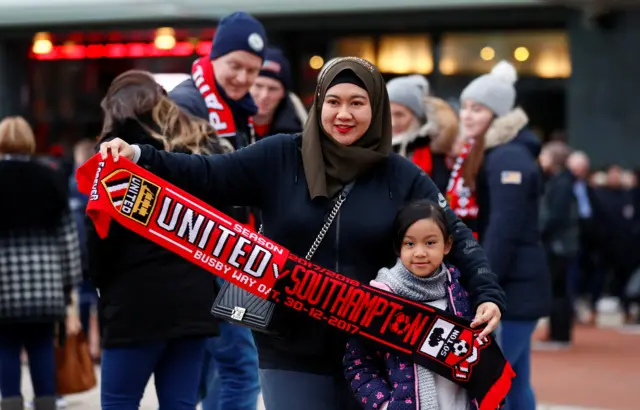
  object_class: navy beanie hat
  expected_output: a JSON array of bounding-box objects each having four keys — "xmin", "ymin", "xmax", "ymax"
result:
[
  {"xmin": 258, "ymin": 47, "xmax": 292, "ymax": 89},
  {"xmin": 210, "ymin": 11, "xmax": 267, "ymax": 60}
]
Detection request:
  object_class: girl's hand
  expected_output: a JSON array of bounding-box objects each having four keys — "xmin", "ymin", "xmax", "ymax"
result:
[
  {"xmin": 470, "ymin": 302, "xmax": 501, "ymax": 339},
  {"xmin": 99, "ymin": 138, "xmax": 135, "ymax": 162}
]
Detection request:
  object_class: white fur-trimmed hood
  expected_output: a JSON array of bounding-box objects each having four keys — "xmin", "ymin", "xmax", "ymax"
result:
[
  {"xmin": 392, "ymin": 96, "xmax": 459, "ymax": 156},
  {"xmin": 484, "ymin": 107, "xmax": 529, "ymax": 150}
]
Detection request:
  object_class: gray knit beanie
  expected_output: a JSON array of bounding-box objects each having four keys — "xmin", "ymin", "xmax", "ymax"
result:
[
  {"xmin": 387, "ymin": 75, "xmax": 430, "ymax": 121},
  {"xmin": 460, "ymin": 60, "xmax": 517, "ymax": 117}
]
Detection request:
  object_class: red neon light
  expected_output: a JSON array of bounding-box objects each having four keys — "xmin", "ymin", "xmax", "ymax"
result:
[
  {"xmin": 86, "ymin": 44, "xmax": 104, "ymax": 59},
  {"xmin": 29, "ymin": 41, "xmax": 212, "ymax": 60}
]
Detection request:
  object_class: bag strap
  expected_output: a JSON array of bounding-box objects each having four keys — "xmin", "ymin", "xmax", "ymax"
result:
[
  {"xmin": 258, "ymin": 181, "xmax": 355, "ymax": 261},
  {"xmin": 305, "ymin": 181, "xmax": 355, "ymax": 261}
]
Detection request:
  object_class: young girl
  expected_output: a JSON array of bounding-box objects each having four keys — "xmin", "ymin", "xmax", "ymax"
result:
[{"xmin": 344, "ymin": 199, "xmax": 474, "ymax": 410}]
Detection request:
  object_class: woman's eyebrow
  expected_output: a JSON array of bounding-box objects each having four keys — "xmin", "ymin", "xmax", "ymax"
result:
[{"xmin": 325, "ymin": 93, "xmax": 368, "ymax": 100}]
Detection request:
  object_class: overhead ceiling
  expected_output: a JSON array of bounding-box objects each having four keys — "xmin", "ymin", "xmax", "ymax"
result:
[{"xmin": 0, "ymin": 0, "xmax": 545, "ymax": 27}]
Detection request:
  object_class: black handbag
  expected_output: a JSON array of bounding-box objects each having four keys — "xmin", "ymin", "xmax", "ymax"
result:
[{"xmin": 210, "ymin": 182, "xmax": 355, "ymax": 334}]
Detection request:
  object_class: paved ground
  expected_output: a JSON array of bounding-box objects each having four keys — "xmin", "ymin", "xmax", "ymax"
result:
[
  {"xmin": 17, "ymin": 300, "xmax": 639, "ymax": 410},
  {"xmin": 531, "ymin": 324, "xmax": 639, "ymax": 410}
]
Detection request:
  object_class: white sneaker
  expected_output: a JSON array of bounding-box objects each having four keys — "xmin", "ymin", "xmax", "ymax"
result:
[
  {"xmin": 25, "ymin": 397, "xmax": 67, "ymax": 409},
  {"xmin": 56, "ymin": 397, "xmax": 68, "ymax": 409}
]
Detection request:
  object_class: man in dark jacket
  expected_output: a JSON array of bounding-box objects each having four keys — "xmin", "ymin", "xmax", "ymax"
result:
[
  {"xmin": 250, "ymin": 47, "xmax": 306, "ymax": 139},
  {"xmin": 566, "ymin": 151, "xmax": 603, "ymax": 324},
  {"xmin": 248, "ymin": 47, "xmax": 306, "ymax": 230},
  {"xmin": 539, "ymin": 141, "xmax": 579, "ymax": 347},
  {"xmin": 168, "ymin": 11, "xmax": 266, "ymax": 410},
  {"xmin": 169, "ymin": 12, "xmax": 264, "ymax": 153}
]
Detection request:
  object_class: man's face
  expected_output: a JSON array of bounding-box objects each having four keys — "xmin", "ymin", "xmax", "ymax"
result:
[
  {"xmin": 251, "ymin": 76, "xmax": 286, "ymax": 118},
  {"xmin": 212, "ymin": 51, "xmax": 263, "ymax": 101}
]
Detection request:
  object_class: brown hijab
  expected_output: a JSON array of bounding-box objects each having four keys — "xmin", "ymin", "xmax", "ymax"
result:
[{"xmin": 301, "ymin": 57, "xmax": 392, "ymax": 199}]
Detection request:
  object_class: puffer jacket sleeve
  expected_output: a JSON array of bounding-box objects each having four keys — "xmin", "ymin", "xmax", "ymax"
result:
[
  {"xmin": 136, "ymin": 133, "xmax": 288, "ymax": 208},
  {"xmin": 344, "ymin": 337, "xmax": 391, "ymax": 409}
]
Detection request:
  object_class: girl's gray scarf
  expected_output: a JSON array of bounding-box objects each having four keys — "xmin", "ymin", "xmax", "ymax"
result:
[{"xmin": 376, "ymin": 259, "xmax": 448, "ymax": 410}]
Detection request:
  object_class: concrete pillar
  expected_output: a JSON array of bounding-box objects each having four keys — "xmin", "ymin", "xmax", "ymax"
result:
[
  {"xmin": 567, "ymin": 9, "xmax": 640, "ymax": 168},
  {"xmin": 0, "ymin": 40, "xmax": 29, "ymax": 118}
]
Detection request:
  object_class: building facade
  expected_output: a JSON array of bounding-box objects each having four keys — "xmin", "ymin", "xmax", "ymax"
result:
[{"xmin": 0, "ymin": 0, "xmax": 636, "ymax": 168}]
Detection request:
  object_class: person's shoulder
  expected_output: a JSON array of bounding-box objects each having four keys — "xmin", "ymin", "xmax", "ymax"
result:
[
  {"xmin": 254, "ymin": 132, "xmax": 297, "ymax": 145},
  {"xmin": 246, "ymin": 133, "xmax": 301, "ymax": 165},
  {"xmin": 386, "ymin": 152, "xmax": 427, "ymax": 188},
  {"xmin": 168, "ymin": 79, "xmax": 207, "ymax": 118},
  {"xmin": 485, "ymin": 140, "xmax": 537, "ymax": 173},
  {"xmin": 383, "ymin": 153, "xmax": 432, "ymax": 197},
  {"xmin": 387, "ymin": 152, "xmax": 423, "ymax": 177},
  {"xmin": 168, "ymin": 78, "xmax": 196, "ymax": 98},
  {"xmin": 169, "ymin": 78, "xmax": 197, "ymax": 96}
]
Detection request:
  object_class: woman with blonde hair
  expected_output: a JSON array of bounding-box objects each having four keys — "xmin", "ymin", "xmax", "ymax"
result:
[
  {"xmin": 0, "ymin": 117, "xmax": 82, "ymax": 410},
  {"xmin": 453, "ymin": 61, "xmax": 550, "ymax": 410},
  {"xmin": 87, "ymin": 70, "xmax": 227, "ymax": 409}
]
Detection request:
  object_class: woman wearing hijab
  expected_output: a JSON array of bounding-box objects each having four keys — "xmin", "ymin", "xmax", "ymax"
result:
[{"xmin": 98, "ymin": 57, "xmax": 505, "ymax": 410}]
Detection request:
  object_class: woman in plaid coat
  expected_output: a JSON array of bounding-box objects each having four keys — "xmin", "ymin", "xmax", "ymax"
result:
[{"xmin": 0, "ymin": 117, "xmax": 82, "ymax": 410}]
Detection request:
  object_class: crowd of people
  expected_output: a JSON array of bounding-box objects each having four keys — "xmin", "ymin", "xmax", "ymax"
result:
[{"xmin": 0, "ymin": 9, "xmax": 638, "ymax": 410}]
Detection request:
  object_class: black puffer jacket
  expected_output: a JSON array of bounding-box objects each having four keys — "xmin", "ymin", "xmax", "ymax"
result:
[{"xmin": 135, "ymin": 133, "xmax": 506, "ymax": 375}]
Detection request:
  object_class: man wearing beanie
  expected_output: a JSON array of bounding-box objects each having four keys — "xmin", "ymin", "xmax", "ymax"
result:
[
  {"xmin": 170, "ymin": 10, "xmax": 266, "ymax": 151},
  {"xmin": 454, "ymin": 60, "xmax": 550, "ymax": 410},
  {"xmin": 387, "ymin": 74, "xmax": 458, "ymax": 193},
  {"xmin": 169, "ymin": 10, "xmax": 265, "ymax": 410},
  {"xmin": 250, "ymin": 46, "xmax": 307, "ymax": 139}
]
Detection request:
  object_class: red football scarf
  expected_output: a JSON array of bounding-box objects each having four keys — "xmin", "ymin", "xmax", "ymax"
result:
[
  {"xmin": 411, "ymin": 145, "xmax": 433, "ymax": 175},
  {"xmin": 446, "ymin": 139, "xmax": 480, "ymax": 221},
  {"xmin": 77, "ymin": 154, "xmax": 513, "ymax": 409},
  {"xmin": 192, "ymin": 57, "xmax": 238, "ymax": 138}
]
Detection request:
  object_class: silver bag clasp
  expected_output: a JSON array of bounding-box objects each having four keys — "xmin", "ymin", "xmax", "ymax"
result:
[{"xmin": 231, "ymin": 306, "xmax": 246, "ymax": 321}]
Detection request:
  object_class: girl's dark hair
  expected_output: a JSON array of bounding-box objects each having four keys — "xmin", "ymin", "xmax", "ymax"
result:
[{"xmin": 393, "ymin": 199, "xmax": 451, "ymax": 254}]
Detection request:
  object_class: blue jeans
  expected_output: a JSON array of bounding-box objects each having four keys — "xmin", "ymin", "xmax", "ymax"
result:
[
  {"xmin": 78, "ymin": 280, "xmax": 98, "ymax": 333},
  {"xmin": 200, "ymin": 321, "xmax": 259, "ymax": 410},
  {"xmin": 101, "ymin": 337, "xmax": 207, "ymax": 410},
  {"xmin": 0, "ymin": 323, "xmax": 56, "ymax": 398},
  {"xmin": 259, "ymin": 369, "xmax": 360, "ymax": 410},
  {"xmin": 499, "ymin": 320, "xmax": 537, "ymax": 410}
]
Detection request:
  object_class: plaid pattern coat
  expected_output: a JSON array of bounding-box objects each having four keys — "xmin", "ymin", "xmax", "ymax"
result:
[
  {"xmin": 0, "ymin": 155, "xmax": 82, "ymax": 322},
  {"xmin": 0, "ymin": 210, "xmax": 82, "ymax": 322}
]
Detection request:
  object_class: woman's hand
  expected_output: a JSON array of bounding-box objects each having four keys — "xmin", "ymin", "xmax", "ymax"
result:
[
  {"xmin": 470, "ymin": 302, "xmax": 501, "ymax": 339},
  {"xmin": 99, "ymin": 138, "xmax": 135, "ymax": 162},
  {"xmin": 65, "ymin": 313, "xmax": 82, "ymax": 336}
]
